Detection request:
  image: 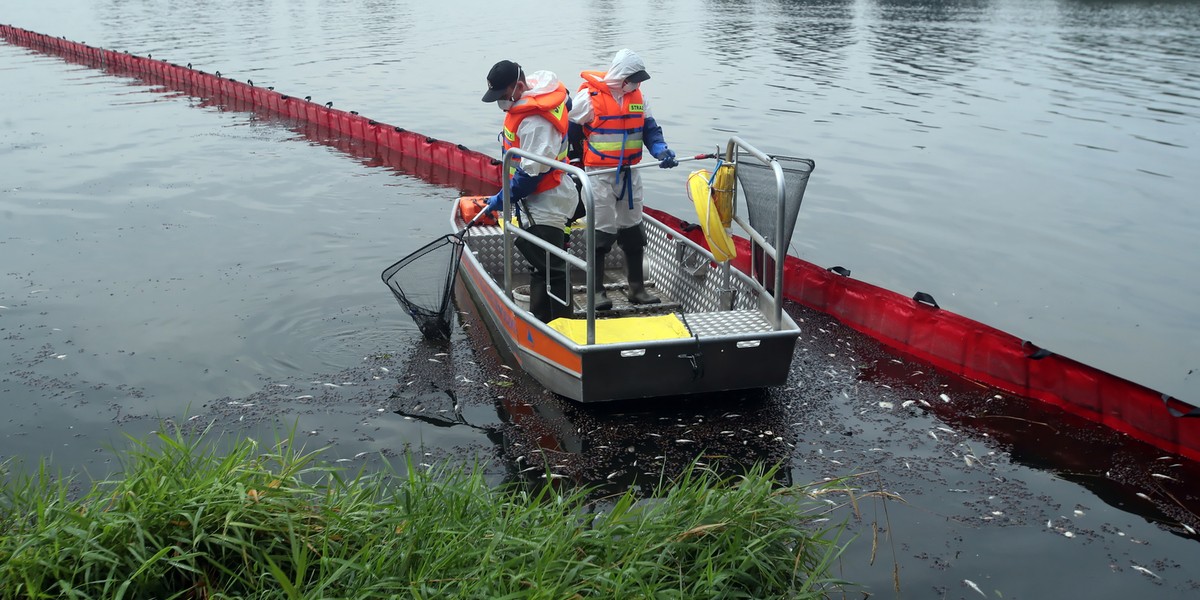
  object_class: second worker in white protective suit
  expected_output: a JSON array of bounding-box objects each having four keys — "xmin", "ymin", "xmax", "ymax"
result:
[{"xmin": 568, "ymin": 49, "xmax": 678, "ymax": 309}]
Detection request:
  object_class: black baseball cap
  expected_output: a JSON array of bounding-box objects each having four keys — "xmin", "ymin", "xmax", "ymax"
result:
[
  {"xmin": 482, "ymin": 60, "xmax": 522, "ymax": 102},
  {"xmin": 625, "ymin": 69, "xmax": 651, "ymax": 83}
]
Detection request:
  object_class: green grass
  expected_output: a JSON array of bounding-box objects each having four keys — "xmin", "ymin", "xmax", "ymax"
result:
[{"xmin": 0, "ymin": 426, "xmax": 851, "ymax": 599}]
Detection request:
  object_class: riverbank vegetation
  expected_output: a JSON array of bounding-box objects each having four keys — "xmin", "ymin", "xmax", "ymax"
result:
[{"xmin": 0, "ymin": 427, "xmax": 850, "ymax": 599}]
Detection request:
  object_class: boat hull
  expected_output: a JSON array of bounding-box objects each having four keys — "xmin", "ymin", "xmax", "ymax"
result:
[{"xmin": 454, "ymin": 224, "xmax": 798, "ymax": 403}]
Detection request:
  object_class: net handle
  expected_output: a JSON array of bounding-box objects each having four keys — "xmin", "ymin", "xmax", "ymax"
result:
[{"xmin": 582, "ymin": 153, "xmax": 715, "ymax": 178}]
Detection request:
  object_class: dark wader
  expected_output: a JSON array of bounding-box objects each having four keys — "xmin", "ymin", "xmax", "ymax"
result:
[{"xmin": 515, "ymin": 224, "xmax": 573, "ymax": 323}]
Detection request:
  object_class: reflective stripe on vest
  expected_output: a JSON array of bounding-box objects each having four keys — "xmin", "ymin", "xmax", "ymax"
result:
[{"xmin": 578, "ymin": 70, "xmax": 645, "ymax": 168}]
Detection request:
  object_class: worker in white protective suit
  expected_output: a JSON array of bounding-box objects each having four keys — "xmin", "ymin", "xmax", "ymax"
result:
[
  {"xmin": 481, "ymin": 60, "xmax": 578, "ymax": 322},
  {"xmin": 569, "ymin": 49, "xmax": 677, "ymax": 309}
]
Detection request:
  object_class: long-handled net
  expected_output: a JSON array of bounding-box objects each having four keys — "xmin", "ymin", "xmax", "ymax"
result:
[{"xmin": 381, "ymin": 232, "xmax": 465, "ymax": 341}]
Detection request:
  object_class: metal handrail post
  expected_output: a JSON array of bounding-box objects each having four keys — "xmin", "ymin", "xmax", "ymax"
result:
[
  {"xmin": 726, "ymin": 136, "xmax": 787, "ymax": 330},
  {"xmin": 501, "ymin": 148, "xmax": 597, "ymax": 345}
]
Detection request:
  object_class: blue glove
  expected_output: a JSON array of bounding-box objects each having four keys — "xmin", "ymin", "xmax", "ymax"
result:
[
  {"xmin": 484, "ymin": 192, "xmax": 504, "ymax": 214},
  {"xmin": 658, "ymin": 147, "xmax": 678, "ymax": 169},
  {"xmin": 642, "ymin": 116, "xmax": 676, "ymax": 168}
]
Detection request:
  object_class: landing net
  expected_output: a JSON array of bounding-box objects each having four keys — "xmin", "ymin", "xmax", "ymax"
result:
[
  {"xmin": 381, "ymin": 234, "xmax": 463, "ymax": 341},
  {"xmin": 736, "ymin": 156, "xmax": 815, "ymax": 250}
]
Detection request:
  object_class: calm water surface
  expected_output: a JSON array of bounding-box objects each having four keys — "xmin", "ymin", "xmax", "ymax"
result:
[{"xmin": 3, "ymin": 0, "xmax": 1199, "ymax": 597}]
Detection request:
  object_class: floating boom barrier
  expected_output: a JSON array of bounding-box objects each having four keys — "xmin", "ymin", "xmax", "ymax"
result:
[{"xmin": 4, "ymin": 24, "xmax": 1198, "ymax": 462}]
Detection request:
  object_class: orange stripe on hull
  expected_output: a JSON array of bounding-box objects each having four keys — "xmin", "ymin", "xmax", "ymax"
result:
[{"xmin": 459, "ymin": 255, "xmax": 582, "ymax": 376}]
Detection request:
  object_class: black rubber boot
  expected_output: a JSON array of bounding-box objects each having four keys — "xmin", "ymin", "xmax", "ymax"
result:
[
  {"xmin": 590, "ymin": 231, "xmax": 617, "ymax": 311},
  {"xmin": 516, "ymin": 225, "xmax": 572, "ymax": 322},
  {"xmin": 617, "ymin": 225, "xmax": 660, "ymax": 305}
]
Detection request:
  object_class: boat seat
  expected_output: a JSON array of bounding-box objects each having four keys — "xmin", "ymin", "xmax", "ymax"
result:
[{"xmin": 547, "ymin": 313, "xmax": 692, "ymax": 345}]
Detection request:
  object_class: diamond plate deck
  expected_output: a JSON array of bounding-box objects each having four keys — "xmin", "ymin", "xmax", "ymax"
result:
[{"xmin": 681, "ymin": 310, "xmax": 775, "ymax": 337}]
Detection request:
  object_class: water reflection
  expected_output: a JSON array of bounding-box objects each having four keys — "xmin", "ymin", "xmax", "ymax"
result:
[
  {"xmin": 865, "ymin": 0, "xmax": 991, "ymax": 94},
  {"xmin": 853, "ymin": 329, "xmax": 1200, "ymax": 538},
  {"xmin": 583, "ymin": 0, "xmax": 623, "ymax": 57},
  {"xmin": 767, "ymin": 0, "xmax": 856, "ymax": 93}
]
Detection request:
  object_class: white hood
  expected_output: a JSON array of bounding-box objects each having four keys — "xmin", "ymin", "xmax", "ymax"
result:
[
  {"xmin": 602, "ymin": 49, "xmax": 647, "ymax": 89},
  {"xmin": 520, "ymin": 70, "xmax": 563, "ymax": 97}
]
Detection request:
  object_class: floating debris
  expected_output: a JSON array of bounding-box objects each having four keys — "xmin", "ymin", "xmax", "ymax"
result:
[
  {"xmin": 1131, "ymin": 565, "xmax": 1160, "ymax": 579},
  {"xmin": 964, "ymin": 579, "xmax": 986, "ymax": 598}
]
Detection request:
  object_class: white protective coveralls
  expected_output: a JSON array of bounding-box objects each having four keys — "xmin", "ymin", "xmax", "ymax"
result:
[
  {"xmin": 508, "ymin": 70, "xmax": 577, "ymax": 229},
  {"xmin": 568, "ymin": 49, "xmax": 658, "ymax": 234}
]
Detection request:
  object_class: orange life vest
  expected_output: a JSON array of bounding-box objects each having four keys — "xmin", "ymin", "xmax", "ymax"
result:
[
  {"xmin": 501, "ymin": 82, "xmax": 570, "ymax": 194},
  {"xmin": 577, "ymin": 70, "xmax": 645, "ymax": 168}
]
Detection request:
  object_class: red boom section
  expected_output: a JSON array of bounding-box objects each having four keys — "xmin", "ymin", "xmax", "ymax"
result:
[
  {"xmin": 646, "ymin": 208, "xmax": 1199, "ymax": 462},
  {"xmin": 4, "ymin": 24, "xmax": 1197, "ymax": 462},
  {"xmin": 0, "ymin": 25, "xmax": 503, "ymax": 195}
]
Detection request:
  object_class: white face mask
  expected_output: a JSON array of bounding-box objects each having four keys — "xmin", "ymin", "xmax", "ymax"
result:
[
  {"xmin": 497, "ymin": 99, "xmax": 514, "ymax": 111},
  {"xmin": 622, "ymin": 81, "xmax": 640, "ymax": 94}
]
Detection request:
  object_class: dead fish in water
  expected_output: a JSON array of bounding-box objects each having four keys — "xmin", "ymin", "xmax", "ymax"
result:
[
  {"xmin": 1136, "ymin": 492, "xmax": 1152, "ymax": 501},
  {"xmin": 1150, "ymin": 473, "xmax": 1177, "ymax": 481},
  {"xmin": 1063, "ymin": 531, "xmax": 1075, "ymax": 538},
  {"xmin": 928, "ymin": 431, "xmax": 939, "ymax": 441},
  {"xmin": 963, "ymin": 579, "xmax": 985, "ymax": 598},
  {"xmin": 939, "ymin": 393, "xmax": 951, "ymax": 403},
  {"xmin": 879, "ymin": 401, "xmax": 894, "ymax": 409},
  {"xmin": 1131, "ymin": 565, "xmax": 1160, "ymax": 579},
  {"xmin": 901, "ymin": 400, "xmax": 915, "ymax": 408}
]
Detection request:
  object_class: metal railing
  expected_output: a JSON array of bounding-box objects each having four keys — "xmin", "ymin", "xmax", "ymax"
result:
[
  {"xmin": 725, "ymin": 136, "xmax": 790, "ymax": 330},
  {"xmin": 500, "ymin": 148, "xmax": 598, "ymax": 345}
]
